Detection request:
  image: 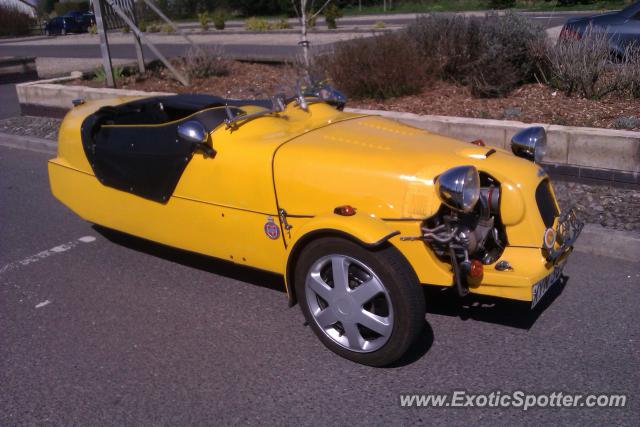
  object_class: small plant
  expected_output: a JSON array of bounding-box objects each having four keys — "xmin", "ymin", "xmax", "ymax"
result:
[
  {"xmin": 93, "ymin": 65, "xmax": 125, "ymax": 83},
  {"xmin": 503, "ymin": 106, "xmax": 522, "ymax": 120},
  {"xmin": 198, "ymin": 11, "xmax": 209, "ymax": 31},
  {"xmin": 323, "ymin": 3, "xmax": 342, "ymax": 30},
  {"xmin": 183, "ymin": 46, "xmax": 230, "ymax": 79},
  {"xmin": 212, "ymin": 9, "xmax": 226, "ymax": 30},
  {"xmin": 162, "ymin": 23, "xmax": 174, "ymax": 33},
  {"xmin": 307, "ymin": 16, "xmax": 317, "ymax": 28},
  {"xmin": 612, "ymin": 116, "xmax": 640, "ymax": 130},
  {"xmin": 272, "ymin": 18, "xmax": 291, "ymax": 30},
  {"xmin": 373, "ymin": 20, "xmax": 385, "ymax": 29},
  {"xmin": 545, "ymin": 28, "xmax": 640, "ymax": 99},
  {"xmin": 147, "ymin": 23, "xmax": 160, "ymax": 33},
  {"xmin": 88, "ymin": 23, "xmax": 97, "ymax": 34},
  {"xmin": 138, "ymin": 20, "xmax": 147, "ymax": 32},
  {"xmin": 245, "ymin": 17, "xmax": 270, "ymax": 31},
  {"xmin": 121, "ymin": 25, "xmax": 129, "ymax": 34}
]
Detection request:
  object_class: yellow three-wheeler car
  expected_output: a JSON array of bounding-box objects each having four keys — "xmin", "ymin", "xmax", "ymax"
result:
[{"xmin": 49, "ymin": 88, "xmax": 582, "ymax": 366}]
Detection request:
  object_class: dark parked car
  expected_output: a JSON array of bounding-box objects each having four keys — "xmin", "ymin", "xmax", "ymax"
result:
[
  {"xmin": 64, "ymin": 11, "xmax": 95, "ymax": 32},
  {"xmin": 561, "ymin": 1, "xmax": 640, "ymax": 56},
  {"xmin": 44, "ymin": 16, "xmax": 83, "ymax": 35}
]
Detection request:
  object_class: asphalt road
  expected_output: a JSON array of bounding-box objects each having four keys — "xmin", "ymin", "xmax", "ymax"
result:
[
  {"xmin": 1, "ymin": 144, "xmax": 639, "ymax": 425},
  {"xmin": 0, "ymin": 11, "xmax": 591, "ymax": 63},
  {"xmin": 0, "ymin": 84, "xmax": 20, "ymax": 120}
]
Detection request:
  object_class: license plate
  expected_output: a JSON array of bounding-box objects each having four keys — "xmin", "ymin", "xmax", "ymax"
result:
[{"xmin": 531, "ymin": 264, "xmax": 565, "ymax": 308}]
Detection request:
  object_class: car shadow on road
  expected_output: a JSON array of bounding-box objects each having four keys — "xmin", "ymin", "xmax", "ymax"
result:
[
  {"xmin": 93, "ymin": 225, "xmax": 287, "ymax": 294},
  {"xmin": 423, "ymin": 275, "xmax": 569, "ymax": 330},
  {"xmin": 387, "ymin": 320, "xmax": 435, "ymax": 368}
]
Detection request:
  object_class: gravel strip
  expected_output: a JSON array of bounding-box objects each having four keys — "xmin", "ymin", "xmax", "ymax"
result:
[
  {"xmin": 1, "ymin": 115, "xmax": 637, "ymax": 231},
  {"xmin": 554, "ymin": 181, "xmax": 640, "ymax": 232},
  {"xmin": 0, "ymin": 116, "xmax": 61, "ymax": 140}
]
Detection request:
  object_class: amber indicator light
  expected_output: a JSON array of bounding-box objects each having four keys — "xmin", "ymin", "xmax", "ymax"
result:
[{"xmin": 334, "ymin": 205, "xmax": 356, "ymax": 216}]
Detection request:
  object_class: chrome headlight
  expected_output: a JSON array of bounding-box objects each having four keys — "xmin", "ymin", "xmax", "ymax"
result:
[
  {"xmin": 511, "ymin": 126, "xmax": 547, "ymax": 163},
  {"xmin": 435, "ymin": 166, "xmax": 480, "ymax": 213}
]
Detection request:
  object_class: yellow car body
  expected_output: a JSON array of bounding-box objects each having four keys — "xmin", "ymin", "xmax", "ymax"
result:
[{"xmin": 49, "ymin": 96, "xmax": 572, "ymax": 305}]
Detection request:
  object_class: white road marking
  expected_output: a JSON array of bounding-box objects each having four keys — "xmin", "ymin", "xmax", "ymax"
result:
[
  {"xmin": 35, "ymin": 300, "xmax": 51, "ymax": 308},
  {"xmin": 0, "ymin": 236, "xmax": 97, "ymax": 276}
]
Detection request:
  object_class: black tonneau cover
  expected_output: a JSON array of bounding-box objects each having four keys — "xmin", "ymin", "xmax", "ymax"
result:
[{"xmin": 80, "ymin": 94, "xmax": 257, "ymax": 203}]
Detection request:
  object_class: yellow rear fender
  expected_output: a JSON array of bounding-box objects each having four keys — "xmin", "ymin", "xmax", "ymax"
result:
[{"xmin": 283, "ymin": 213, "xmax": 400, "ymax": 305}]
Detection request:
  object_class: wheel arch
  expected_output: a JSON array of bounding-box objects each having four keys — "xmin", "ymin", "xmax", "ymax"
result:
[{"xmin": 284, "ymin": 218, "xmax": 403, "ymax": 306}]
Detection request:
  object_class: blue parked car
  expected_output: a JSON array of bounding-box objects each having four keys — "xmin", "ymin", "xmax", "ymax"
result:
[
  {"xmin": 44, "ymin": 16, "xmax": 84, "ymax": 36},
  {"xmin": 561, "ymin": 1, "xmax": 640, "ymax": 56},
  {"xmin": 64, "ymin": 11, "xmax": 96, "ymax": 32}
]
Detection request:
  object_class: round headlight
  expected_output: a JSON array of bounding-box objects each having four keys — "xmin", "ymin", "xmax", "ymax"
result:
[
  {"xmin": 435, "ymin": 165, "xmax": 480, "ymax": 213},
  {"xmin": 511, "ymin": 126, "xmax": 547, "ymax": 163}
]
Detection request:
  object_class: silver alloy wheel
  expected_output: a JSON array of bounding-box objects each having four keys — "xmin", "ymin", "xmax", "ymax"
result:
[{"xmin": 305, "ymin": 254, "xmax": 394, "ymax": 353}]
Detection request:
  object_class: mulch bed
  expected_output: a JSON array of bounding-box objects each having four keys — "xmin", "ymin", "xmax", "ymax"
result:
[{"xmin": 68, "ymin": 61, "xmax": 640, "ymax": 131}]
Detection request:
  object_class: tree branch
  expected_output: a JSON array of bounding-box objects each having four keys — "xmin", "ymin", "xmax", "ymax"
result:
[
  {"xmin": 291, "ymin": 0, "xmax": 300, "ymax": 19},
  {"xmin": 311, "ymin": 0, "xmax": 331, "ymax": 19}
]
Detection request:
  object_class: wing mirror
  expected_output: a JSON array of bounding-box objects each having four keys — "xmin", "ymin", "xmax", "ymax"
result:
[
  {"xmin": 177, "ymin": 120, "xmax": 214, "ymax": 157},
  {"xmin": 511, "ymin": 126, "xmax": 547, "ymax": 163},
  {"xmin": 177, "ymin": 120, "xmax": 208, "ymax": 144}
]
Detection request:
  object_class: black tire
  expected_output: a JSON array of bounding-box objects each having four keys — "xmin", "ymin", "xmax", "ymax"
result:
[{"xmin": 295, "ymin": 237, "xmax": 425, "ymax": 367}]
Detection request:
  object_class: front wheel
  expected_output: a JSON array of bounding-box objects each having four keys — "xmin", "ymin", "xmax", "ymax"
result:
[{"xmin": 295, "ymin": 237, "xmax": 425, "ymax": 366}]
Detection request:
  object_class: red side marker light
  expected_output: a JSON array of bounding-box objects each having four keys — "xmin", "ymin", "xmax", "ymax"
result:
[
  {"xmin": 469, "ymin": 260, "xmax": 484, "ymax": 278},
  {"xmin": 470, "ymin": 139, "xmax": 486, "ymax": 147},
  {"xmin": 334, "ymin": 205, "xmax": 356, "ymax": 216}
]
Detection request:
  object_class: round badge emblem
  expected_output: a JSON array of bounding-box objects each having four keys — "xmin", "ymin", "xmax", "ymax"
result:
[
  {"xmin": 543, "ymin": 227, "xmax": 556, "ymax": 249},
  {"xmin": 264, "ymin": 218, "xmax": 280, "ymax": 240}
]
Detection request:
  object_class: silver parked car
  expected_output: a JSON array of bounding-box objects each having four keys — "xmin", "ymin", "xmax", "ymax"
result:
[{"xmin": 560, "ymin": 1, "xmax": 640, "ymax": 56}]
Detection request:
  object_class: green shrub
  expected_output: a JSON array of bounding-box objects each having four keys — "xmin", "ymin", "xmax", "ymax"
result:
[
  {"xmin": 373, "ymin": 20, "xmax": 385, "ymax": 29},
  {"xmin": 245, "ymin": 17, "xmax": 270, "ymax": 31},
  {"xmin": 323, "ymin": 3, "xmax": 342, "ymax": 30},
  {"xmin": 489, "ymin": 0, "xmax": 516, "ymax": 9},
  {"xmin": 198, "ymin": 11, "xmax": 209, "ymax": 31},
  {"xmin": 407, "ymin": 12, "xmax": 547, "ymax": 97},
  {"xmin": 0, "ymin": 5, "xmax": 34, "ymax": 37},
  {"xmin": 212, "ymin": 9, "xmax": 226, "ymax": 30},
  {"xmin": 271, "ymin": 18, "xmax": 291, "ymax": 29},
  {"xmin": 162, "ymin": 23, "xmax": 174, "ymax": 33},
  {"xmin": 138, "ymin": 20, "xmax": 147, "ymax": 32},
  {"xmin": 121, "ymin": 25, "xmax": 130, "ymax": 33},
  {"xmin": 322, "ymin": 32, "xmax": 429, "ymax": 99},
  {"xmin": 147, "ymin": 23, "xmax": 160, "ymax": 33},
  {"xmin": 88, "ymin": 23, "xmax": 97, "ymax": 34}
]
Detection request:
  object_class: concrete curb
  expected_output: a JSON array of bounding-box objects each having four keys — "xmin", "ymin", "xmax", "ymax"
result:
[
  {"xmin": 0, "ymin": 132, "xmax": 637, "ymax": 262},
  {"xmin": 574, "ymin": 224, "xmax": 640, "ymax": 263},
  {"xmin": 0, "ymin": 132, "xmax": 56, "ymax": 154}
]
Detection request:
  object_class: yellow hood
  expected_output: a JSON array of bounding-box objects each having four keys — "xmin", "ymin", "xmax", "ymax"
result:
[{"xmin": 274, "ymin": 115, "xmax": 542, "ymax": 221}]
